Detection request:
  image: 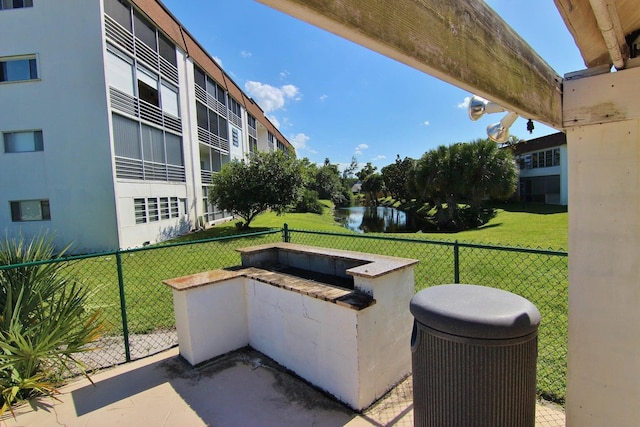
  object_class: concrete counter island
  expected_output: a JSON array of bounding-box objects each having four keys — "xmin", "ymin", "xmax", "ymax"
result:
[{"xmin": 163, "ymin": 243, "xmax": 418, "ymax": 410}]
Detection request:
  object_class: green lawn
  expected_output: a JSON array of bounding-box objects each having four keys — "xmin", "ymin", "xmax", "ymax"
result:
[{"xmin": 173, "ymin": 200, "xmax": 568, "ymax": 250}]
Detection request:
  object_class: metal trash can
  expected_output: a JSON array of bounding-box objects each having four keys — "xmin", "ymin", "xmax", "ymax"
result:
[{"xmin": 410, "ymin": 284, "xmax": 541, "ymax": 427}]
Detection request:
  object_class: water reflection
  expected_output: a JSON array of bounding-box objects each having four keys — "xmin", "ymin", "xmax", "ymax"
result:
[{"xmin": 334, "ymin": 206, "xmax": 414, "ymax": 233}]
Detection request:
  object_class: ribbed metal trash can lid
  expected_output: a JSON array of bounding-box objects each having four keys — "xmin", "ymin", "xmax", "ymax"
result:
[{"xmin": 410, "ymin": 284, "xmax": 541, "ymax": 340}]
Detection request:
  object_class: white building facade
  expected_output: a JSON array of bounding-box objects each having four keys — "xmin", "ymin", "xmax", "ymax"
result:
[
  {"xmin": 512, "ymin": 132, "xmax": 568, "ymax": 206},
  {"xmin": 0, "ymin": 0, "xmax": 293, "ymax": 253}
]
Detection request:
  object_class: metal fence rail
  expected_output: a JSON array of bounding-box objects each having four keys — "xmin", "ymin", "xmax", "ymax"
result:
[{"xmin": 0, "ymin": 226, "xmax": 568, "ymax": 404}]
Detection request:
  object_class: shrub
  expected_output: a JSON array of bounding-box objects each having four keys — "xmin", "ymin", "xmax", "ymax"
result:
[
  {"xmin": 0, "ymin": 233, "xmax": 104, "ymax": 417},
  {"xmin": 292, "ymin": 189, "xmax": 323, "ymax": 214}
]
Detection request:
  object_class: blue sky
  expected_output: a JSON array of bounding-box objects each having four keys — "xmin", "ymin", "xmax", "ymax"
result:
[{"xmin": 161, "ymin": 0, "xmax": 585, "ymax": 171}]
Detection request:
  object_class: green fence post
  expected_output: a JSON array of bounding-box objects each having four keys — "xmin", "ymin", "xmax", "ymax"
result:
[
  {"xmin": 454, "ymin": 240, "xmax": 460, "ymax": 284},
  {"xmin": 116, "ymin": 250, "xmax": 131, "ymax": 362},
  {"xmin": 283, "ymin": 223, "xmax": 290, "ymax": 243}
]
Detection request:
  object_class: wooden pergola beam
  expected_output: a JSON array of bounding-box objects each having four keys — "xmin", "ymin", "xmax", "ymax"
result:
[{"xmin": 256, "ymin": 0, "xmax": 563, "ymax": 129}]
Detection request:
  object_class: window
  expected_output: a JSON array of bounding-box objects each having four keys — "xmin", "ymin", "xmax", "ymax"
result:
[
  {"xmin": 160, "ymin": 82, "xmax": 179, "ymax": 117},
  {"xmin": 524, "ymin": 148, "xmax": 562, "ymax": 169},
  {"xmin": 165, "ymin": 132, "xmax": 183, "ymax": 165},
  {"xmin": 112, "ymin": 114, "xmax": 141, "ymax": 158},
  {"xmin": 181, "ymin": 198, "xmax": 188, "ymax": 216},
  {"xmin": 137, "ymin": 67, "xmax": 159, "ymax": 106},
  {"xmin": 106, "ymin": 50, "xmax": 134, "ymax": 96},
  {"xmin": 148, "ymin": 198, "xmax": 159, "ymax": 221},
  {"xmin": 0, "ymin": 0, "xmax": 33, "ymax": 10},
  {"xmin": 10, "ymin": 200, "xmax": 50, "ymax": 222},
  {"xmin": 3, "ymin": 130, "xmax": 43, "ymax": 153},
  {"xmin": 134, "ymin": 198, "xmax": 146, "ymax": 223},
  {"xmin": 211, "ymin": 150, "xmax": 221, "ymax": 172},
  {"xmin": 158, "ymin": 32, "xmax": 176, "ymax": 66},
  {"xmin": 247, "ymin": 114, "xmax": 256, "ymax": 130},
  {"xmin": 249, "ymin": 136, "xmax": 257, "ymax": 154},
  {"xmin": 133, "ymin": 10, "xmax": 156, "ymax": 51},
  {"xmin": 0, "ymin": 56, "xmax": 37, "ymax": 82},
  {"xmin": 170, "ymin": 197, "xmax": 179, "ymax": 217},
  {"xmin": 553, "ymin": 148, "xmax": 560, "ymax": 166},
  {"xmin": 104, "ymin": 0, "xmax": 131, "ymax": 31},
  {"xmin": 160, "ymin": 197, "xmax": 170, "ymax": 219},
  {"xmin": 141, "ymin": 124, "xmax": 164, "ymax": 163},
  {"xmin": 229, "ymin": 97, "xmax": 242, "ymax": 117},
  {"xmin": 216, "ymin": 83, "xmax": 226, "ymax": 105},
  {"xmin": 196, "ymin": 102, "xmax": 208, "ymax": 129},
  {"xmin": 135, "ymin": 197, "xmax": 181, "ymax": 224},
  {"xmin": 112, "ymin": 113, "xmax": 184, "ymax": 181},
  {"xmin": 194, "ymin": 65, "xmax": 206, "ymax": 88}
]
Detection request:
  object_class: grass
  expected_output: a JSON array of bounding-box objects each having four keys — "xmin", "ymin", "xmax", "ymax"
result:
[
  {"xmin": 173, "ymin": 200, "xmax": 568, "ymax": 250},
  {"xmin": 378, "ymin": 198, "xmax": 568, "ymax": 250},
  {"xmin": 46, "ymin": 200, "xmax": 568, "ymax": 403}
]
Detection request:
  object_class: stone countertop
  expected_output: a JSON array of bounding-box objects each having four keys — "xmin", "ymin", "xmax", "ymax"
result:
[
  {"xmin": 163, "ymin": 269, "xmax": 245, "ymax": 291},
  {"xmin": 163, "ymin": 265, "xmax": 375, "ymax": 310},
  {"xmin": 235, "ymin": 242, "xmax": 419, "ymax": 278}
]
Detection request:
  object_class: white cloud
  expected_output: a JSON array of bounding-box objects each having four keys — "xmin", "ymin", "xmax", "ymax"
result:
[
  {"xmin": 354, "ymin": 143, "xmax": 369, "ymax": 155},
  {"xmin": 372, "ymin": 155, "xmax": 386, "ymax": 161},
  {"xmin": 212, "ymin": 56, "xmax": 223, "ymax": 67},
  {"xmin": 282, "ymin": 84, "xmax": 302, "ymax": 101},
  {"xmin": 279, "ymin": 70, "xmax": 290, "ymax": 80},
  {"xmin": 319, "ymin": 94, "xmax": 328, "ymax": 102},
  {"xmin": 289, "ymin": 133, "xmax": 310, "ymax": 150},
  {"xmin": 458, "ymin": 96, "xmax": 471, "ymax": 109},
  {"xmin": 240, "ymin": 50, "xmax": 252, "ymax": 58},
  {"xmin": 423, "ymin": 120, "xmax": 430, "ymax": 126},
  {"xmin": 244, "ymin": 81, "xmax": 301, "ymax": 113}
]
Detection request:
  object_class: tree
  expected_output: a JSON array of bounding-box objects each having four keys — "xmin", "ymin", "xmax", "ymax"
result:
[
  {"xmin": 381, "ymin": 155, "xmax": 414, "ymax": 201},
  {"xmin": 356, "ymin": 162, "xmax": 377, "ymax": 182},
  {"xmin": 409, "ymin": 139, "xmax": 517, "ymax": 230},
  {"xmin": 313, "ymin": 160, "xmax": 345, "ymax": 205},
  {"xmin": 208, "ymin": 150, "xmax": 305, "ymax": 229},
  {"xmin": 462, "ymin": 138, "xmax": 518, "ymax": 216},
  {"xmin": 361, "ymin": 173, "xmax": 385, "ymax": 205},
  {"xmin": 342, "ymin": 156, "xmax": 359, "ymax": 181}
]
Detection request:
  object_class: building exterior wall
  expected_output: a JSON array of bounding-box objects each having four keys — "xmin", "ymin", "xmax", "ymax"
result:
[
  {"xmin": 0, "ymin": 0, "xmax": 294, "ymax": 253},
  {"xmin": 0, "ymin": 0, "xmax": 119, "ymax": 253}
]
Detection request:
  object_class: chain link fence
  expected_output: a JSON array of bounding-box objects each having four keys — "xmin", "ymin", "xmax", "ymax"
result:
[{"xmin": 1, "ymin": 226, "xmax": 567, "ymax": 404}]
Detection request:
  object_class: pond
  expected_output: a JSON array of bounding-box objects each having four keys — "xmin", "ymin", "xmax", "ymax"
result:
[{"xmin": 334, "ymin": 206, "xmax": 420, "ymax": 233}]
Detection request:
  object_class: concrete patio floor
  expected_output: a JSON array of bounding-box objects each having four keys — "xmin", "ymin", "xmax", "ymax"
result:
[{"xmin": 2, "ymin": 347, "xmax": 565, "ymax": 427}]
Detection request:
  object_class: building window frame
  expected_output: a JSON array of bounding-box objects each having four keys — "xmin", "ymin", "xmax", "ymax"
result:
[
  {"xmin": 0, "ymin": 55, "xmax": 38, "ymax": 83},
  {"xmin": 134, "ymin": 196, "xmax": 183, "ymax": 224},
  {"xmin": 10, "ymin": 200, "xmax": 50, "ymax": 222},
  {"xmin": 3, "ymin": 130, "xmax": 43, "ymax": 153},
  {"xmin": 0, "ymin": 0, "xmax": 33, "ymax": 10}
]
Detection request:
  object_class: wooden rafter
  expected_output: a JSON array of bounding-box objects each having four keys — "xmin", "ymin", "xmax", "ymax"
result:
[{"xmin": 256, "ymin": 0, "xmax": 563, "ymax": 129}]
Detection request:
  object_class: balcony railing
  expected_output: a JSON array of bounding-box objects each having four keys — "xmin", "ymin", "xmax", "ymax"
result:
[
  {"xmin": 110, "ymin": 88, "xmax": 182, "ymax": 134},
  {"xmin": 115, "ymin": 156, "xmax": 185, "ymax": 182}
]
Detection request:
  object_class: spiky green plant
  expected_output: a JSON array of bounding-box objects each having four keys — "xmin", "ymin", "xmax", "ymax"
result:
[{"xmin": 0, "ymin": 233, "xmax": 104, "ymax": 417}]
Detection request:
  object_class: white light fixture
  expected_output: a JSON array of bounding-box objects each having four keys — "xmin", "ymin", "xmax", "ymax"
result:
[
  {"xmin": 468, "ymin": 95, "xmax": 506, "ymax": 121},
  {"xmin": 468, "ymin": 95, "xmax": 518, "ymax": 143},
  {"xmin": 487, "ymin": 111, "xmax": 519, "ymax": 143}
]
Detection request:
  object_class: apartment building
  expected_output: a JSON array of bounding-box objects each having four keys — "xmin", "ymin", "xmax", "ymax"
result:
[
  {"xmin": 0, "ymin": 0, "xmax": 293, "ymax": 252},
  {"xmin": 512, "ymin": 132, "xmax": 568, "ymax": 205}
]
